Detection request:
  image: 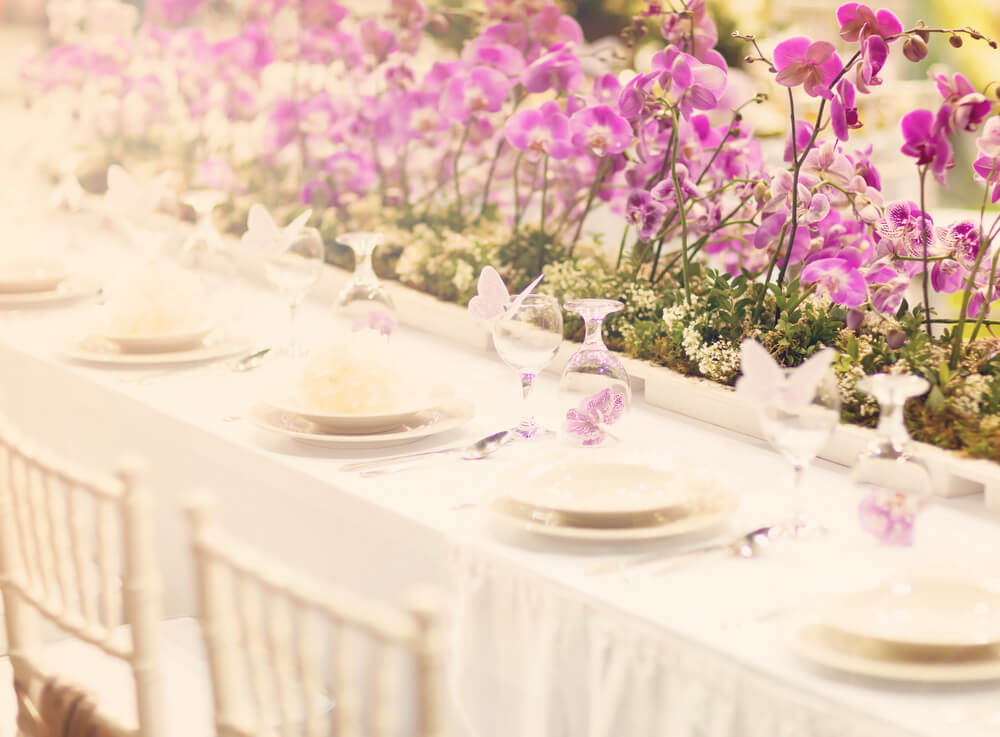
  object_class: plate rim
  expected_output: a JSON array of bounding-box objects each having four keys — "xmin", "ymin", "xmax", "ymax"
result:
[
  {"xmin": 487, "ymin": 490, "xmax": 738, "ymax": 541},
  {"xmin": 790, "ymin": 622, "xmax": 1000, "ymax": 684},
  {"xmin": 62, "ymin": 335, "xmax": 250, "ymax": 366},
  {"xmin": 247, "ymin": 399, "xmax": 475, "ymax": 448},
  {"xmin": 0, "ymin": 277, "xmax": 99, "ymax": 306},
  {"xmin": 820, "ymin": 579, "xmax": 1000, "ymax": 650}
]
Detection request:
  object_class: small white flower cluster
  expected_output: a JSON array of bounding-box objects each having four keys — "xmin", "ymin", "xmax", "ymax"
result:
[
  {"xmin": 951, "ymin": 374, "xmax": 990, "ymax": 416},
  {"xmin": 668, "ymin": 302, "xmax": 740, "ymax": 382},
  {"xmin": 540, "ymin": 260, "xmax": 606, "ymax": 301},
  {"xmin": 620, "ymin": 281, "xmax": 660, "ymax": 319},
  {"xmin": 452, "ymin": 261, "xmax": 475, "ymax": 293}
]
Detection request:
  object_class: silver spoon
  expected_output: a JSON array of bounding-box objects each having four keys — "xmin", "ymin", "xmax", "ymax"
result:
[
  {"xmin": 342, "ymin": 430, "xmax": 513, "ymax": 475},
  {"xmin": 588, "ymin": 525, "xmax": 777, "ymax": 576},
  {"xmin": 230, "ymin": 347, "xmax": 271, "ymax": 372}
]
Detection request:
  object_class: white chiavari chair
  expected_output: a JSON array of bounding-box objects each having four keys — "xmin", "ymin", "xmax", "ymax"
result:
[
  {"xmin": 186, "ymin": 493, "xmax": 447, "ymax": 737},
  {"xmin": 0, "ymin": 414, "xmax": 214, "ymax": 737}
]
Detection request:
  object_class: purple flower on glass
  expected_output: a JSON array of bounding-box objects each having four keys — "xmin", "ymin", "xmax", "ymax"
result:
[
  {"xmin": 836, "ymin": 3, "xmax": 903, "ymax": 42},
  {"xmin": 773, "ymin": 37, "xmax": 843, "ymax": 100},
  {"xmin": 569, "ymin": 105, "xmax": 632, "ymax": 156},
  {"xmin": 625, "ymin": 190, "xmax": 668, "ymax": 242},
  {"xmin": 858, "ymin": 489, "xmax": 925, "ymax": 546},
  {"xmin": 564, "ymin": 387, "xmax": 626, "ymax": 446},
  {"xmin": 900, "ymin": 109, "xmax": 953, "ymax": 182},
  {"xmin": 441, "ymin": 66, "xmax": 510, "ymax": 121},
  {"xmin": 353, "ymin": 311, "xmax": 395, "ymax": 336},
  {"xmin": 801, "ymin": 257, "xmax": 867, "ymax": 306},
  {"xmin": 521, "ymin": 43, "xmax": 583, "ymax": 94},
  {"xmin": 504, "ymin": 105, "xmax": 574, "ymax": 159}
]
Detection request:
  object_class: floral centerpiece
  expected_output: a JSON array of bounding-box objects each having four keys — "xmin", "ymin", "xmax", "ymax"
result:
[{"xmin": 20, "ymin": 0, "xmax": 1000, "ymax": 461}]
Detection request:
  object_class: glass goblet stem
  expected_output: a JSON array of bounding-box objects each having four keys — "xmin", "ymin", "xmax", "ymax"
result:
[
  {"xmin": 516, "ymin": 370, "xmax": 539, "ymax": 437},
  {"xmin": 789, "ymin": 462, "xmax": 806, "ymax": 532},
  {"xmin": 286, "ymin": 298, "xmax": 302, "ymax": 356}
]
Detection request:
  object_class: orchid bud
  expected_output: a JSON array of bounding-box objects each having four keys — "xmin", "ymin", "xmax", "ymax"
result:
[
  {"xmin": 427, "ymin": 13, "xmax": 449, "ymax": 34},
  {"xmin": 886, "ymin": 329, "xmax": 907, "ymax": 350},
  {"xmin": 753, "ymin": 181, "xmax": 767, "ymax": 203},
  {"xmin": 914, "ymin": 29, "xmax": 931, "ymax": 43},
  {"xmin": 903, "ymin": 35, "xmax": 928, "ymax": 62},
  {"xmin": 949, "ymin": 34, "xmax": 963, "ymax": 48},
  {"xmin": 846, "ymin": 308, "xmax": 864, "ymax": 331}
]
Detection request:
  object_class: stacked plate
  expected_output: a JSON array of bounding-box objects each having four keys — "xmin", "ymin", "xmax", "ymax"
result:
[
  {"xmin": 248, "ymin": 394, "xmax": 475, "ymax": 449},
  {"xmin": 0, "ymin": 260, "xmax": 96, "ymax": 307},
  {"xmin": 488, "ymin": 458, "xmax": 737, "ymax": 541},
  {"xmin": 65, "ymin": 318, "xmax": 248, "ymax": 366},
  {"xmin": 790, "ymin": 574, "xmax": 1000, "ymax": 683}
]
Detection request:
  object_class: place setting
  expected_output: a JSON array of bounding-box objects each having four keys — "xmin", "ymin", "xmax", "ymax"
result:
[
  {"xmin": 0, "ymin": 248, "xmax": 101, "ymax": 310},
  {"xmin": 61, "ymin": 262, "xmax": 250, "ymax": 367}
]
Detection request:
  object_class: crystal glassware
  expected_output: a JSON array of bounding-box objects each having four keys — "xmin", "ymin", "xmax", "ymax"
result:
[
  {"xmin": 263, "ymin": 226, "xmax": 324, "ymax": 356},
  {"xmin": 336, "ymin": 232, "xmax": 395, "ymax": 332},
  {"xmin": 756, "ymin": 370, "xmax": 841, "ymax": 538},
  {"xmin": 852, "ymin": 373, "xmax": 932, "ymax": 546},
  {"xmin": 492, "ymin": 294, "xmax": 563, "ymax": 438},
  {"xmin": 178, "ymin": 189, "xmax": 226, "ymax": 269},
  {"xmin": 558, "ymin": 299, "xmax": 631, "ymax": 447}
]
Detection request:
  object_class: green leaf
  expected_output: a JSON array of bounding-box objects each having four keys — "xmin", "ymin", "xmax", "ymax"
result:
[
  {"xmin": 926, "ymin": 385, "xmax": 946, "ymax": 413},
  {"xmin": 938, "ymin": 362, "xmax": 951, "ymax": 386}
]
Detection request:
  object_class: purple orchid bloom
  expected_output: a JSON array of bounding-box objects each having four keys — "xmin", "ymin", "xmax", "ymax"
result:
[
  {"xmin": 353, "ymin": 311, "xmax": 395, "ymax": 336},
  {"xmin": 801, "ymin": 258, "xmax": 867, "ymax": 306},
  {"xmin": 504, "ymin": 104, "xmax": 575, "ymax": 160},
  {"xmin": 625, "ymin": 190, "xmax": 668, "ymax": 242},
  {"xmin": 830, "ymin": 79, "xmax": 861, "ymax": 142},
  {"xmin": 569, "ymin": 105, "xmax": 632, "ymax": 156},
  {"xmin": 300, "ymin": 179, "xmax": 332, "ymax": 208},
  {"xmin": 936, "ymin": 220, "xmax": 983, "ymax": 270},
  {"xmin": 974, "ymin": 117, "xmax": 1000, "ymax": 203},
  {"xmin": 934, "ymin": 73, "xmax": 992, "ymax": 133},
  {"xmin": 359, "ymin": 18, "xmax": 397, "ymax": 64},
  {"xmin": 521, "ymin": 43, "xmax": 583, "ymax": 94},
  {"xmin": 301, "ymin": 0, "xmax": 348, "ymax": 30},
  {"xmin": 930, "ymin": 258, "xmax": 965, "ymax": 293},
  {"xmin": 461, "ymin": 39, "xmax": 525, "ymax": 76},
  {"xmin": 773, "ymin": 37, "xmax": 843, "ymax": 100},
  {"xmin": 564, "ymin": 387, "xmax": 626, "ymax": 446},
  {"xmin": 836, "ymin": 3, "xmax": 903, "ymax": 42},
  {"xmin": 900, "ymin": 108, "xmax": 953, "ymax": 182},
  {"xmin": 874, "ymin": 200, "xmax": 936, "ymax": 271},
  {"xmin": 652, "ymin": 48, "xmax": 727, "ymax": 119},
  {"xmin": 591, "ymin": 73, "xmax": 622, "ymax": 106},
  {"xmin": 783, "ymin": 120, "xmax": 814, "ymax": 162},
  {"xmin": 441, "ymin": 65, "xmax": 510, "ymax": 121},
  {"xmin": 529, "ymin": 5, "xmax": 583, "ymax": 49},
  {"xmin": 660, "ymin": 0, "xmax": 718, "ymax": 61},
  {"xmin": 855, "ymin": 35, "xmax": 888, "ymax": 93}
]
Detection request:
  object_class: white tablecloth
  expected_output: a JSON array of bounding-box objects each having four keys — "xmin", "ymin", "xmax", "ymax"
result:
[{"xmin": 1, "ymin": 215, "xmax": 1000, "ymax": 737}]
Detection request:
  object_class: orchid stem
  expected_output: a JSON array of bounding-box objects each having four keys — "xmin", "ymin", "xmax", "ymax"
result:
[
  {"xmin": 918, "ymin": 165, "xmax": 932, "ymax": 338},
  {"xmin": 453, "ymin": 119, "xmax": 472, "ymax": 221},
  {"xmin": 539, "ymin": 155, "xmax": 550, "ymax": 272}
]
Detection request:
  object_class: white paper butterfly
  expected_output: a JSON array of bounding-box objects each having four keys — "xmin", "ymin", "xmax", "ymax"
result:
[
  {"xmin": 105, "ymin": 164, "xmax": 169, "ymax": 216},
  {"xmin": 735, "ymin": 339, "xmax": 836, "ymax": 409},
  {"xmin": 241, "ymin": 204, "xmax": 313, "ymax": 255},
  {"xmin": 467, "ymin": 266, "xmax": 544, "ymax": 320}
]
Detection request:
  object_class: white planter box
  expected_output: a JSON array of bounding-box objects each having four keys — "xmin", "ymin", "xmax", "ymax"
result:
[
  {"xmin": 309, "ymin": 263, "xmax": 1000, "ymax": 508},
  {"xmin": 177, "ymin": 221, "xmax": 1000, "ymax": 511}
]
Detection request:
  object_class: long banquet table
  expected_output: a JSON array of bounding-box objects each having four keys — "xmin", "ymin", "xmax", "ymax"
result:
[{"xmin": 2, "ymin": 217, "xmax": 1000, "ymax": 737}]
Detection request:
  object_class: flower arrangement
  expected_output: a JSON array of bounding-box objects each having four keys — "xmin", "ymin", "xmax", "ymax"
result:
[{"xmin": 20, "ymin": 0, "xmax": 1000, "ymax": 461}]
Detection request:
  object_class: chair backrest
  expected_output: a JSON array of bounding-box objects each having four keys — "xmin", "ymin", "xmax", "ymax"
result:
[
  {"xmin": 186, "ymin": 494, "xmax": 446, "ymax": 737},
  {"xmin": 0, "ymin": 413, "xmax": 162, "ymax": 737}
]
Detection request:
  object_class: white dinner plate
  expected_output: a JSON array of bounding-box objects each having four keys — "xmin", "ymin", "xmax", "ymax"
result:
[
  {"xmin": 101, "ymin": 323, "xmax": 215, "ymax": 354},
  {"xmin": 63, "ymin": 333, "xmax": 249, "ymax": 366},
  {"xmin": 821, "ymin": 576, "xmax": 1000, "ymax": 649},
  {"xmin": 265, "ymin": 399, "xmax": 434, "ymax": 435},
  {"xmin": 790, "ymin": 622, "xmax": 1000, "ymax": 684},
  {"xmin": 0, "ymin": 263, "xmax": 69, "ymax": 294},
  {"xmin": 487, "ymin": 487, "xmax": 737, "ymax": 542},
  {"xmin": 247, "ymin": 399, "xmax": 475, "ymax": 449},
  {"xmin": 503, "ymin": 459, "xmax": 711, "ymax": 520},
  {"xmin": 0, "ymin": 277, "xmax": 100, "ymax": 308}
]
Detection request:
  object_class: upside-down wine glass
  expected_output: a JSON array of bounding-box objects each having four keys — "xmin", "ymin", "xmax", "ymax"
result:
[
  {"xmin": 852, "ymin": 374, "xmax": 932, "ymax": 546},
  {"xmin": 263, "ymin": 226, "xmax": 324, "ymax": 356},
  {"xmin": 336, "ymin": 232, "xmax": 395, "ymax": 332},
  {"xmin": 178, "ymin": 189, "xmax": 226, "ymax": 268},
  {"xmin": 756, "ymin": 371, "xmax": 841, "ymax": 539},
  {"xmin": 492, "ymin": 294, "xmax": 563, "ymax": 438},
  {"xmin": 558, "ymin": 299, "xmax": 631, "ymax": 447}
]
